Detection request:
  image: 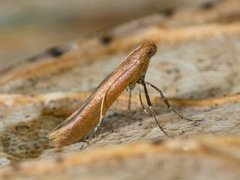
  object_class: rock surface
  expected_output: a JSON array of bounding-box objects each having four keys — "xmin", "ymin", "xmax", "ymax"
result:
[{"xmin": 0, "ymin": 0, "xmax": 240, "ymax": 179}]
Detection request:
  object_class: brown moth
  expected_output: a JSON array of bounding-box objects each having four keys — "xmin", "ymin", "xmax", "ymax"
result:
[{"xmin": 49, "ymin": 41, "xmax": 191, "ymax": 147}]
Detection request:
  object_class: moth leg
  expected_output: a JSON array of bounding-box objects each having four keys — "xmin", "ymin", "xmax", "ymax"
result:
[
  {"xmin": 145, "ymin": 81, "xmax": 195, "ymax": 122},
  {"xmin": 138, "ymin": 85, "xmax": 150, "ymax": 116},
  {"xmin": 128, "ymin": 88, "xmax": 132, "ymax": 110},
  {"xmin": 94, "ymin": 92, "xmax": 107, "ymax": 133},
  {"xmin": 127, "ymin": 83, "xmax": 135, "ymax": 111},
  {"xmin": 139, "ymin": 79, "xmax": 169, "ymax": 136}
]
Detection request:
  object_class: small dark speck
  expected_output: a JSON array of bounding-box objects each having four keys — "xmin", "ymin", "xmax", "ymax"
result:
[
  {"xmin": 55, "ymin": 155, "xmax": 64, "ymax": 163},
  {"xmin": 166, "ymin": 69, "xmax": 173, "ymax": 74},
  {"xmin": 28, "ymin": 77, "xmax": 37, "ymax": 85},
  {"xmin": 47, "ymin": 47, "xmax": 65, "ymax": 57},
  {"xmin": 193, "ymin": 120, "xmax": 203, "ymax": 127},
  {"xmin": 100, "ymin": 35, "xmax": 113, "ymax": 45},
  {"xmin": 27, "ymin": 46, "xmax": 66, "ymax": 62},
  {"xmin": 161, "ymin": 8, "xmax": 175, "ymax": 17},
  {"xmin": 15, "ymin": 125, "xmax": 30, "ymax": 131},
  {"xmin": 27, "ymin": 55, "xmax": 43, "ymax": 63},
  {"xmin": 151, "ymin": 138, "xmax": 165, "ymax": 145},
  {"xmin": 201, "ymin": 2, "xmax": 214, "ymax": 10},
  {"xmin": 51, "ymin": 106, "xmax": 57, "ymax": 110},
  {"xmin": 24, "ymin": 114, "xmax": 30, "ymax": 118},
  {"xmin": 33, "ymin": 143, "xmax": 40, "ymax": 149},
  {"xmin": 197, "ymin": 58, "xmax": 204, "ymax": 63}
]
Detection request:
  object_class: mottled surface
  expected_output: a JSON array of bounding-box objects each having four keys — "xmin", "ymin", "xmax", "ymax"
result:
[
  {"xmin": 0, "ymin": 0, "xmax": 240, "ymax": 179},
  {"xmin": 1, "ymin": 137, "xmax": 240, "ymax": 180}
]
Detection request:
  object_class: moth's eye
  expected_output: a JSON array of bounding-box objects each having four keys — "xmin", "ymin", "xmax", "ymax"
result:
[{"xmin": 147, "ymin": 49, "xmax": 155, "ymax": 57}]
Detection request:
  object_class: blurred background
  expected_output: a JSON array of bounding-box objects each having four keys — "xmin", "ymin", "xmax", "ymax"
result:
[{"xmin": 0, "ymin": 0, "xmax": 223, "ymax": 69}]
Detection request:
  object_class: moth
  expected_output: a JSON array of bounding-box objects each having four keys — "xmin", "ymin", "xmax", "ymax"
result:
[{"xmin": 49, "ymin": 41, "xmax": 192, "ymax": 147}]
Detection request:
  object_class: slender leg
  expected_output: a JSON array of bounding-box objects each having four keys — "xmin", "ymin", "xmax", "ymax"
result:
[
  {"xmin": 127, "ymin": 83, "xmax": 136, "ymax": 111},
  {"xmin": 138, "ymin": 85, "xmax": 150, "ymax": 115},
  {"xmin": 94, "ymin": 92, "xmax": 107, "ymax": 132},
  {"xmin": 139, "ymin": 79, "xmax": 169, "ymax": 136},
  {"xmin": 145, "ymin": 81, "xmax": 195, "ymax": 122},
  {"xmin": 128, "ymin": 88, "xmax": 132, "ymax": 110}
]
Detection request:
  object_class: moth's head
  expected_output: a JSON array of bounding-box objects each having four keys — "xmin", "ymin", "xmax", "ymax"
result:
[{"xmin": 139, "ymin": 41, "xmax": 157, "ymax": 59}]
